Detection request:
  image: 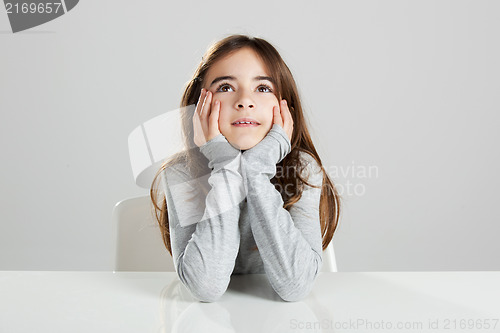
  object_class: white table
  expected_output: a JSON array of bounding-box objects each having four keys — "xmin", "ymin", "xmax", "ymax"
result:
[{"xmin": 0, "ymin": 271, "xmax": 499, "ymax": 332}]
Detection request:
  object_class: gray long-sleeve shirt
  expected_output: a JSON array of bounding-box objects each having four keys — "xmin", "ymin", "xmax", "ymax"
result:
[{"xmin": 161, "ymin": 124, "xmax": 323, "ymax": 302}]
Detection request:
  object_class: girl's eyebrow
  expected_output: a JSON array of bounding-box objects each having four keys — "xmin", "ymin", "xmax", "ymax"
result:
[{"xmin": 209, "ymin": 75, "xmax": 275, "ymax": 88}]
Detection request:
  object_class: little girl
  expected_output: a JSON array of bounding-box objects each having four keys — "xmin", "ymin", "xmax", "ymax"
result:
[{"xmin": 151, "ymin": 34, "xmax": 342, "ymax": 302}]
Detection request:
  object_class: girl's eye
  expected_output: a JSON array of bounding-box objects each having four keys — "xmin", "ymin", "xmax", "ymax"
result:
[
  {"xmin": 215, "ymin": 82, "xmax": 274, "ymax": 93},
  {"xmin": 258, "ymin": 84, "xmax": 273, "ymax": 93},
  {"xmin": 216, "ymin": 83, "xmax": 233, "ymax": 92}
]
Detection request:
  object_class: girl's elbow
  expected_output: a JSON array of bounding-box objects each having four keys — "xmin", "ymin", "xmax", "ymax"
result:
[
  {"xmin": 272, "ymin": 270, "xmax": 318, "ymax": 302},
  {"xmin": 190, "ymin": 286, "xmax": 225, "ymax": 302},
  {"xmin": 178, "ymin": 271, "xmax": 229, "ymax": 302},
  {"xmin": 277, "ymin": 258, "xmax": 321, "ymax": 302},
  {"xmin": 176, "ymin": 259, "xmax": 232, "ymax": 302},
  {"xmin": 278, "ymin": 284, "xmax": 313, "ymax": 302}
]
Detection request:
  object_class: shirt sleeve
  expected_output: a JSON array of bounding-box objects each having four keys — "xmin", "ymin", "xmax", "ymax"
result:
[
  {"xmin": 240, "ymin": 124, "xmax": 324, "ymax": 302},
  {"xmin": 162, "ymin": 134, "xmax": 246, "ymax": 302}
]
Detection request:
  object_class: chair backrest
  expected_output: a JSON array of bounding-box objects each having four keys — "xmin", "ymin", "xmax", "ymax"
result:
[
  {"xmin": 322, "ymin": 240, "xmax": 338, "ymax": 272},
  {"xmin": 113, "ymin": 195, "xmax": 176, "ymax": 271},
  {"xmin": 113, "ymin": 195, "xmax": 337, "ymax": 272}
]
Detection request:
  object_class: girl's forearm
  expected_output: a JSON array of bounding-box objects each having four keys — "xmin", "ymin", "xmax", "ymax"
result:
[
  {"xmin": 167, "ymin": 169, "xmax": 243, "ymax": 302},
  {"xmin": 244, "ymin": 172, "xmax": 322, "ymax": 302},
  {"xmin": 173, "ymin": 204, "xmax": 241, "ymax": 303},
  {"xmin": 166, "ymin": 136, "xmax": 245, "ymax": 302},
  {"xmin": 240, "ymin": 125, "xmax": 323, "ymax": 301}
]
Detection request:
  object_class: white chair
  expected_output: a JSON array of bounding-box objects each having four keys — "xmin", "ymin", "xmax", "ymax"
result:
[
  {"xmin": 322, "ymin": 240, "xmax": 337, "ymax": 272},
  {"xmin": 113, "ymin": 195, "xmax": 337, "ymax": 272},
  {"xmin": 113, "ymin": 195, "xmax": 175, "ymax": 272}
]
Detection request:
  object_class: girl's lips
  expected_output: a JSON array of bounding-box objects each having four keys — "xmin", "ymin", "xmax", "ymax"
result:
[{"xmin": 232, "ymin": 123, "xmax": 260, "ymax": 127}]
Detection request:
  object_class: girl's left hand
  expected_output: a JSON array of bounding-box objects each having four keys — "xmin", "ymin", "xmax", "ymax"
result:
[{"xmin": 273, "ymin": 99, "xmax": 294, "ymax": 143}]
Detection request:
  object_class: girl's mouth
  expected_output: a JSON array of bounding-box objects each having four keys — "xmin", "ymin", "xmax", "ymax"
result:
[{"xmin": 232, "ymin": 122, "xmax": 260, "ymax": 127}]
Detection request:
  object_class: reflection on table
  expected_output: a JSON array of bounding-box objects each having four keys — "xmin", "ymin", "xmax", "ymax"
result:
[{"xmin": 0, "ymin": 271, "xmax": 499, "ymax": 332}]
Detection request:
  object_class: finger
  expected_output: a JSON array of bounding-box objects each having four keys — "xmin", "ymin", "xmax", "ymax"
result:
[
  {"xmin": 273, "ymin": 105, "xmax": 283, "ymax": 127},
  {"xmin": 281, "ymin": 100, "xmax": 293, "ymax": 141},
  {"xmin": 196, "ymin": 88, "xmax": 206, "ymax": 115},
  {"xmin": 193, "ymin": 113, "xmax": 202, "ymax": 133},
  {"xmin": 286, "ymin": 101, "xmax": 294, "ymax": 129},
  {"xmin": 281, "ymin": 100, "xmax": 291, "ymax": 124},
  {"xmin": 280, "ymin": 100, "xmax": 292, "ymax": 123},
  {"xmin": 209, "ymin": 100, "xmax": 221, "ymax": 137},
  {"xmin": 200, "ymin": 90, "xmax": 212, "ymax": 119},
  {"xmin": 192, "ymin": 107, "xmax": 205, "ymax": 146},
  {"xmin": 192, "ymin": 98, "xmax": 201, "ymax": 126}
]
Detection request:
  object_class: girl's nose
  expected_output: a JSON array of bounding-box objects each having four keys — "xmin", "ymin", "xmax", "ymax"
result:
[
  {"xmin": 237, "ymin": 103, "xmax": 254, "ymax": 109},
  {"xmin": 235, "ymin": 93, "xmax": 255, "ymax": 110},
  {"xmin": 235, "ymin": 89, "xmax": 255, "ymax": 110}
]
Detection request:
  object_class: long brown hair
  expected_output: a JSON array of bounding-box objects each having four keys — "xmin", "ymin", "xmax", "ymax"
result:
[{"xmin": 150, "ymin": 34, "xmax": 342, "ymax": 255}]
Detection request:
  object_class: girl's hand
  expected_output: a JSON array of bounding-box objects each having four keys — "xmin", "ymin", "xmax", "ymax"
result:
[
  {"xmin": 193, "ymin": 88, "xmax": 222, "ymax": 147},
  {"xmin": 273, "ymin": 99, "xmax": 294, "ymax": 143}
]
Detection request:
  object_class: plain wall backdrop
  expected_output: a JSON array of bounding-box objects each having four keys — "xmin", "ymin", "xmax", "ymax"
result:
[{"xmin": 1, "ymin": 0, "xmax": 499, "ymax": 271}]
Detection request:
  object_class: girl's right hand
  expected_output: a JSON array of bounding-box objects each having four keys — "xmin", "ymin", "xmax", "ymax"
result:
[{"xmin": 192, "ymin": 88, "xmax": 222, "ymax": 147}]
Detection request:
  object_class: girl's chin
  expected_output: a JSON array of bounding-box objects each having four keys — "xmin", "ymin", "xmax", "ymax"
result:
[
  {"xmin": 221, "ymin": 130, "xmax": 267, "ymax": 150},
  {"xmin": 227, "ymin": 138, "xmax": 260, "ymax": 151}
]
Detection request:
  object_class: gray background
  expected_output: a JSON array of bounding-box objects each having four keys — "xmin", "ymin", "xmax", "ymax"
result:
[{"xmin": 1, "ymin": 0, "xmax": 498, "ymax": 271}]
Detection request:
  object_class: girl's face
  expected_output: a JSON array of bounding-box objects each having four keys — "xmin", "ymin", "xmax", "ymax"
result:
[{"xmin": 203, "ymin": 47, "xmax": 279, "ymax": 150}]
